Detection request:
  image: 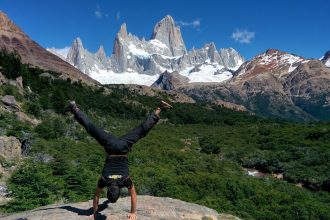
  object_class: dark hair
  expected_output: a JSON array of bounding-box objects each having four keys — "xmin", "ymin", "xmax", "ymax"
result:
[{"xmin": 107, "ymin": 184, "xmax": 121, "ymax": 203}]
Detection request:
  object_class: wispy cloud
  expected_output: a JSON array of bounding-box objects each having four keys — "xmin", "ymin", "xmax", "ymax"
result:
[
  {"xmin": 116, "ymin": 11, "xmax": 121, "ymax": 20},
  {"xmin": 177, "ymin": 19, "xmax": 201, "ymax": 30},
  {"xmin": 94, "ymin": 5, "xmax": 103, "ymax": 18},
  {"xmin": 94, "ymin": 5, "xmax": 110, "ymax": 19},
  {"xmin": 231, "ymin": 29, "xmax": 255, "ymax": 44}
]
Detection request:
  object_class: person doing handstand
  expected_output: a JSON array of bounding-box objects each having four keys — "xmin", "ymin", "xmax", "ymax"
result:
[{"xmin": 65, "ymin": 100, "xmax": 172, "ymax": 220}]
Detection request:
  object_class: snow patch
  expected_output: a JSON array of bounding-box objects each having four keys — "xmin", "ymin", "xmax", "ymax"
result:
[
  {"xmin": 325, "ymin": 59, "xmax": 330, "ymax": 67},
  {"xmin": 89, "ymin": 65, "xmax": 159, "ymax": 86},
  {"xmin": 179, "ymin": 63, "xmax": 232, "ymax": 83},
  {"xmin": 128, "ymin": 44, "xmax": 150, "ymax": 58},
  {"xmin": 150, "ymin": 39, "xmax": 168, "ymax": 49},
  {"xmin": 47, "ymin": 47, "xmax": 70, "ymax": 60}
]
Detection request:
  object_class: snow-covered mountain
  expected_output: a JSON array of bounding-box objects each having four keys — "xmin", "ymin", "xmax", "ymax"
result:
[
  {"xmin": 234, "ymin": 49, "xmax": 309, "ymax": 80},
  {"xmin": 48, "ymin": 15, "xmax": 244, "ymax": 86}
]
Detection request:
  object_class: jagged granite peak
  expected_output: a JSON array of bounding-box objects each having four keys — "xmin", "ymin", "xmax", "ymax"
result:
[
  {"xmin": 151, "ymin": 15, "xmax": 187, "ymax": 56},
  {"xmin": 0, "ymin": 11, "xmax": 24, "ymax": 34},
  {"xmin": 218, "ymin": 48, "xmax": 245, "ymax": 68},
  {"xmin": 96, "ymin": 45, "xmax": 105, "ymax": 55},
  {"xmin": 67, "ymin": 37, "xmax": 85, "ymax": 66},
  {"xmin": 207, "ymin": 42, "xmax": 217, "ymax": 62},
  {"xmin": 73, "ymin": 37, "xmax": 84, "ymax": 48},
  {"xmin": 96, "ymin": 45, "xmax": 107, "ymax": 65},
  {"xmin": 321, "ymin": 50, "xmax": 330, "ymax": 67},
  {"xmin": 112, "ymin": 24, "xmax": 128, "ymax": 72},
  {"xmin": 181, "ymin": 43, "xmax": 243, "ymax": 71},
  {"xmin": 67, "ymin": 38, "xmax": 109, "ymax": 74},
  {"xmin": 118, "ymin": 23, "xmax": 128, "ymax": 40}
]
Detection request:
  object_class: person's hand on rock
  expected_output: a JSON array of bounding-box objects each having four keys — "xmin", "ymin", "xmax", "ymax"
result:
[
  {"xmin": 88, "ymin": 213, "xmax": 96, "ymax": 219},
  {"xmin": 127, "ymin": 212, "xmax": 137, "ymax": 220}
]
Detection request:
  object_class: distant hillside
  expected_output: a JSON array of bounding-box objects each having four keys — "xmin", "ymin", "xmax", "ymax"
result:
[{"xmin": 0, "ymin": 12, "xmax": 97, "ymax": 86}]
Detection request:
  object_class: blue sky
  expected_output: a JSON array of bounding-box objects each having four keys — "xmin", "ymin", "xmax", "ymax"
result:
[{"xmin": 1, "ymin": 0, "xmax": 329, "ymax": 60}]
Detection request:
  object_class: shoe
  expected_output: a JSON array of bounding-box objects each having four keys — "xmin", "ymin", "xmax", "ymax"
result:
[
  {"xmin": 160, "ymin": 100, "xmax": 173, "ymax": 110},
  {"xmin": 64, "ymin": 100, "xmax": 79, "ymax": 113}
]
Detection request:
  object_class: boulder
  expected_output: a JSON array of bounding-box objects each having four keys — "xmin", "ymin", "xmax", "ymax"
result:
[
  {"xmin": 15, "ymin": 111, "xmax": 41, "ymax": 126},
  {"xmin": 0, "ymin": 196, "xmax": 241, "ymax": 220},
  {"xmin": 0, "ymin": 72, "xmax": 6, "ymax": 85},
  {"xmin": 1, "ymin": 95, "xmax": 20, "ymax": 111},
  {"xmin": 0, "ymin": 136, "xmax": 21, "ymax": 161}
]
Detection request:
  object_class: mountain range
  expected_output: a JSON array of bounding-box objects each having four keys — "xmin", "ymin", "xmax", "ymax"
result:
[
  {"xmin": 0, "ymin": 11, "xmax": 329, "ymax": 121},
  {"xmin": 48, "ymin": 15, "xmax": 244, "ymax": 86}
]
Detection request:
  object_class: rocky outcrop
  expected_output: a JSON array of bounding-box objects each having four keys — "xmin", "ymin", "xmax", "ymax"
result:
[
  {"xmin": 0, "ymin": 136, "xmax": 21, "ymax": 161},
  {"xmin": 1, "ymin": 95, "xmax": 20, "ymax": 111},
  {"xmin": 0, "ymin": 196, "xmax": 240, "ymax": 220},
  {"xmin": 0, "ymin": 12, "xmax": 97, "ymax": 86},
  {"xmin": 0, "ymin": 72, "xmax": 6, "ymax": 85},
  {"xmin": 283, "ymin": 60, "xmax": 330, "ymax": 120},
  {"xmin": 151, "ymin": 70, "xmax": 189, "ymax": 90},
  {"xmin": 106, "ymin": 84, "xmax": 195, "ymax": 104},
  {"xmin": 0, "ymin": 135, "xmax": 21, "ymax": 205},
  {"xmin": 212, "ymin": 99, "xmax": 247, "ymax": 112},
  {"xmin": 0, "ymin": 73, "xmax": 23, "ymax": 92},
  {"xmin": 15, "ymin": 111, "xmax": 41, "ymax": 126}
]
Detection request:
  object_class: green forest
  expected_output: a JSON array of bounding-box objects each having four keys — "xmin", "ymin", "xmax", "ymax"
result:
[{"xmin": 0, "ymin": 49, "xmax": 329, "ymax": 219}]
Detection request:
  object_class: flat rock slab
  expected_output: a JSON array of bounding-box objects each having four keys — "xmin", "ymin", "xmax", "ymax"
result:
[{"xmin": 1, "ymin": 196, "xmax": 240, "ymax": 220}]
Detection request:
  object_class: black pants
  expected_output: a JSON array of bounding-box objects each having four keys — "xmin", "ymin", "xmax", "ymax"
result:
[{"xmin": 73, "ymin": 110, "xmax": 160, "ymax": 154}]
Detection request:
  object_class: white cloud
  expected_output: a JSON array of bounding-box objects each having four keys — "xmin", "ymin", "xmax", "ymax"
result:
[
  {"xmin": 116, "ymin": 11, "xmax": 121, "ymax": 20},
  {"xmin": 94, "ymin": 5, "xmax": 103, "ymax": 18},
  {"xmin": 231, "ymin": 29, "xmax": 255, "ymax": 44},
  {"xmin": 177, "ymin": 19, "xmax": 201, "ymax": 30}
]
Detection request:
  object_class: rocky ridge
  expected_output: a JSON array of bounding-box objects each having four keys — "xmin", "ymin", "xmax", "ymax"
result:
[
  {"xmin": 177, "ymin": 49, "xmax": 330, "ymax": 121},
  {"xmin": 0, "ymin": 196, "xmax": 241, "ymax": 220}
]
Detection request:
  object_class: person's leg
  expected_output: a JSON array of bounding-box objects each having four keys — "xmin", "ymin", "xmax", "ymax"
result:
[
  {"xmin": 119, "ymin": 111, "xmax": 160, "ymax": 147},
  {"xmin": 64, "ymin": 101, "xmax": 114, "ymax": 146},
  {"xmin": 69, "ymin": 106, "xmax": 115, "ymax": 146},
  {"xmin": 119, "ymin": 101, "xmax": 172, "ymax": 147}
]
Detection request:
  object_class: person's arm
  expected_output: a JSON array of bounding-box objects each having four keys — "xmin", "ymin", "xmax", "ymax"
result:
[
  {"xmin": 127, "ymin": 185, "xmax": 137, "ymax": 220},
  {"xmin": 89, "ymin": 187, "xmax": 102, "ymax": 219}
]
